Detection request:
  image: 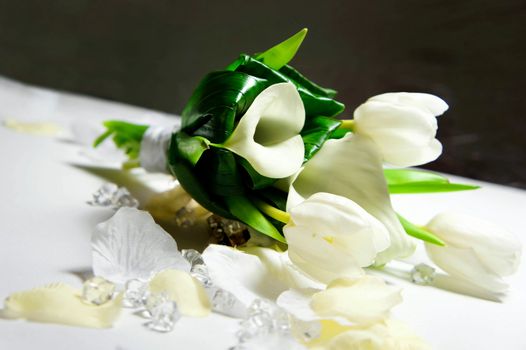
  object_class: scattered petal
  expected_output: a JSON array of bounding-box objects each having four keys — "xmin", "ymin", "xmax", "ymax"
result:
[
  {"xmin": 149, "ymin": 269, "xmax": 211, "ymax": 317},
  {"xmin": 2, "ymin": 283, "xmax": 122, "ymax": 328},
  {"xmin": 92, "ymin": 207, "xmax": 190, "ymax": 284}
]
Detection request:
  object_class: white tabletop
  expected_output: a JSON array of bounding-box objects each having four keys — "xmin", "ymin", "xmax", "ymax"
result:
[{"xmin": 0, "ymin": 76, "xmax": 525, "ymax": 349}]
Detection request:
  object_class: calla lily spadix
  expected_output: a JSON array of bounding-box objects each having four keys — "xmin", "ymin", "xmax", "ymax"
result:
[
  {"xmin": 353, "ymin": 92, "xmax": 448, "ymax": 167},
  {"xmin": 222, "ymin": 82, "xmax": 305, "ymax": 179},
  {"xmin": 285, "ymin": 133, "xmax": 416, "ymax": 265}
]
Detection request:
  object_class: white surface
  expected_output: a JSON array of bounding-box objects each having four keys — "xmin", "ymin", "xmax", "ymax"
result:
[{"xmin": 0, "ymin": 76, "xmax": 525, "ymax": 349}]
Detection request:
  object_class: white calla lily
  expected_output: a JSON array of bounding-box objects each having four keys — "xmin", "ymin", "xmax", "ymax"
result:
[
  {"xmin": 353, "ymin": 92, "xmax": 448, "ymax": 167},
  {"xmin": 284, "ymin": 192, "xmax": 390, "ymax": 283},
  {"xmin": 223, "ymin": 82, "xmax": 305, "ymax": 178},
  {"xmin": 286, "ymin": 134, "xmax": 415, "ymax": 265},
  {"xmin": 425, "ymin": 211, "xmax": 522, "ymax": 293}
]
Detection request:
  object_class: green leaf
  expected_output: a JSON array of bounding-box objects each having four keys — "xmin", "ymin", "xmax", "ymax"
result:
[
  {"xmin": 224, "ymin": 195, "xmax": 286, "ymax": 243},
  {"xmin": 398, "ymin": 214, "xmax": 445, "ymax": 246},
  {"xmin": 233, "ymin": 55, "xmax": 345, "ymax": 118},
  {"xmin": 255, "ymin": 28, "xmax": 308, "ymax": 70},
  {"xmin": 384, "ymin": 169, "xmax": 480, "ymax": 194},
  {"xmin": 279, "ymin": 64, "xmax": 337, "ymax": 98},
  {"xmin": 301, "ymin": 116, "xmax": 342, "ymax": 161},
  {"xmin": 174, "ymin": 132, "xmax": 210, "ymax": 166},
  {"xmin": 199, "ymin": 149, "xmax": 245, "ymax": 197},
  {"xmin": 254, "ymin": 187, "xmax": 288, "ymax": 212},
  {"xmin": 168, "ymin": 133, "xmax": 233, "ymax": 219},
  {"xmin": 93, "ymin": 120, "xmax": 149, "ymax": 159},
  {"xmin": 181, "ymin": 71, "xmax": 270, "ymax": 143},
  {"xmin": 238, "ymin": 157, "xmax": 277, "ymax": 190}
]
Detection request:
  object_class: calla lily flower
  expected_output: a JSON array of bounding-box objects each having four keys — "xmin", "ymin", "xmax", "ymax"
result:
[
  {"xmin": 425, "ymin": 211, "xmax": 522, "ymax": 294},
  {"xmin": 284, "ymin": 192, "xmax": 390, "ymax": 283},
  {"xmin": 285, "ymin": 134, "xmax": 415, "ymax": 265},
  {"xmin": 353, "ymin": 92, "xmax": 448, "ymax": 167},
  {"xmin": 222, "ymin": 82, "xmax": 305, "ymax": 179}
]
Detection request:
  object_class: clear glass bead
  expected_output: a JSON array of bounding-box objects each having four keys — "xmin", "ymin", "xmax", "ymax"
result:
[
  {"xmin": 113, "ymin": 187, "xmax": 139, "ymax": 208},
  {"xmin": 175, "ymin": 206, "xmax": 195, "ymax": 228},
  {"xmin": 82, "ymin": 276, "xmax": 115, "ymax": 305},
  {"xmin": 146, "ymin": 300, "xmax": 181, "ymax": 332},
  {"xmin": 88, "ymin": 183, "xmax": 119, "ymax": 207},
  {"xmin": 410, "ymin": 263, "xmax": 436, "ymax": 285},
  {"xmin": 190, "ymin": 264, "xmax": 213, "ymax": 287},
  {"xmin": 123, "ymin": 279, "xmax": 149, "ymax": 308},
  {"xmin": 212, "ymin": 288, "xmax": 236, "ymax": 312},
  {"xmin": 143, "ymin": 292, "xmax": 169, "ymax": 318},
  {"xmin": 182, "ymin": 248, "xmax": 205, "ymax": 266}
]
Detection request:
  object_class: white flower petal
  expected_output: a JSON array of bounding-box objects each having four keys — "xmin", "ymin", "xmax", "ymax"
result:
[
  {"xmin": 149, "ymin": 269, "xmax": 211, "ymax": 317},
  {"xmin": 369, "ymin": 92, "xmax": 448, "ymax": 116},
  {"xmin": 288, "ymin": 134, "xmax": 415, "ymax": 265},
  {"xmin": 2, "ymin": 283, "xmax": 122, "ymax": 328},
  {"xmin": 223, "ymin": 82, "xmax": 305, "ymax": 178},
  {"xmin": 202, "ymin": 245, "xmax": 289, "ymax": 307},
  {"xmin": 92, "ymin": 208, "xmax": 190, "ymax": 284},
  {"xmin": 310, "ymin": 277, "xmax": 402, "ymax": 325}
]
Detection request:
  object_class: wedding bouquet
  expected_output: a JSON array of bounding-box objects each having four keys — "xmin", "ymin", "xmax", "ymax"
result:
[{"xmin": 3, "ymin": 29, "xmax": 521, "ymax": 349}]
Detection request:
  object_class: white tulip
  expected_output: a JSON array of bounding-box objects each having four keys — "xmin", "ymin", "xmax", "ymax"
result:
[
  {"xmin": 223, "ymin": 82, "xmax": 305, "ymax": 178},
  {"xmin": 284, "ymin": 192, "xmax": 390, "ymax": 283},
  {"xmin": 425, "ymin": 211, "xmax": 522, "ymax": 293},
  {"xmin": 353, "ymin": 92, "xmax": 448, "ymax": 167},
  {"xmin": 284, "ymin": 134, "xmax": 415, "ymax": 265}
]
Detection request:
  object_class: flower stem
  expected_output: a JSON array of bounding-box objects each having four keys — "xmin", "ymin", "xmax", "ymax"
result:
[
  {"xmin": 338, "ymin": 119, "xmax": 355, "ymax": 131},
  {"xmin": 252, "ymin": 198, "xmax": 291, "ymax": 224}
]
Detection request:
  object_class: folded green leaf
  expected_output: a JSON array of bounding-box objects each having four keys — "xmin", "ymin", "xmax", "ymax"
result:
[
  {"xmin": 174, "ymin": 132, "xmax": 210, "ymax": 166},
  {"xmin": 398, "ymin": 214, "xmax": 445, "ymax": 246},
  {"xmin": 385, "ymin": 169, "xmax": 480, "ymax": 194},
  {"xmin": 279, "ymin": 64, "xmax": 337, "ymax": 98},
  {"xmin": 255, "ymin": 28, "xmax": 308, "ymax": 70},
  {"xmin": 301, "ymin": 116, "xmax": 342, "ymax": 161},
  {"xmin": 238, "ymin": 157, "xmax": 277, "ymax": 190},
  {"xmin": 233, "ymin": 55, "xmax": 345, "ymax": 118},
  {"xmin": 181, "ymin": 71, "xmax": 269, "ymax": 143},
  {"xmin": 224, "ymin": 195, "xmax": 286, "ymax": 243}
]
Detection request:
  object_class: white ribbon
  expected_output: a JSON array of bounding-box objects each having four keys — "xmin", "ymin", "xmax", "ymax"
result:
[{"xmin": 139, "ymin": 125, "xmax": 175, "ymax": 173}]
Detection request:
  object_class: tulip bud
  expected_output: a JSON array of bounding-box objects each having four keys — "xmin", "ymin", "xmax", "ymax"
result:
[
  {"xmin": 283, "ymin": 192, "xmax": 391, "ymax": 283},
  {"xmin": 353, "ymin": 92, "xmax": 448, "ymax": 167},
  {"xmin": 424, "ymin": 211, "xmax": 521, "ymax": 293}
]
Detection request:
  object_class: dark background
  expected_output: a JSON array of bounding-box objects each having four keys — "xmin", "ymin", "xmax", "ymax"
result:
[{"xmin": 1, "ymin": 0, "xmax": 525, "ymax": 187}]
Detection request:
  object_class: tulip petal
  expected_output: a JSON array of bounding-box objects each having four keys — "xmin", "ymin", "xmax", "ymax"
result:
[
  {"xmin": 223, "ymin": 82, "xmax": 305, "ymax": 178},
  {"xmin": 2, "ymin": 283, "xmax": 122, "ymax": 328},
  {"xmin": 370, "ymin": 92, "xmax": 448, "ymax": 116},
  {"xmin": 202, "ymin": 245, "xmax": 289, "ymax": 307},
  {"xmin": 310, "ymin": 277, "xmax": 402, "ymax": 325},
  {"xmin": 92, "ymin": 208, "xmax": 190, "ymax": 284},
  {"xmin": 287, "ymin": 134, "xmax": 415, "ymax": 265},
  {"xmin": 149, "ymin": 269, "xmax": 211, "ymax": 317}
]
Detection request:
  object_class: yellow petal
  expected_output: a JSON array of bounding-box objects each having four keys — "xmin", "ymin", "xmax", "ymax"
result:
[
  {"xmin": 2, "ymin": 283, "xmax": 122, "ymax": 328},
  {"xmin": 149, "ymin": 269, "xmax": 211, "ymax": 317}
]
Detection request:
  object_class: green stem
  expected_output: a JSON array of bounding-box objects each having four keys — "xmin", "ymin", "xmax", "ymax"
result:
[
  {"xmin": 338, "ymin": 119, "xmax": 355, "ymax": 131},
  {"xmin": 253, "ymin": 198, "xmax": 291, "ymax": 224},
  {"xmin": 397, "ymin": 214, "xmax": 446, "ymax": 246}
]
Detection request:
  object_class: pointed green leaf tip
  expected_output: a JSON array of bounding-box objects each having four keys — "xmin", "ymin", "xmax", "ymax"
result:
[{"xmin": 256, "ymin": 28, "xmax": 308, "ymax": 70}]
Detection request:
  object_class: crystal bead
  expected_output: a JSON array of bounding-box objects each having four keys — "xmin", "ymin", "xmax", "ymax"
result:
[
  {"xmin": 190, "ymin": 264, "xmax": 213, "ymax": 287},
  {"xmin": 82, "ymin": 276, "xmax": 115, "ymax": 305},
  {"xmin": 410, "ymin": 263, "xmax": 436, "ymax": 285},
  {"xmin": 143, "ymin": 292, "xmax": 169, "ymax": 318},
  {"xmin": 88, "ymin": 183, "xmax": 139, "ymax": 209},
  {"xmin": 146, "ymin": 300, "xmax": 181, "ymax": 332},
  {"xmin": 290, "ymin": 318, "xmax": 321, "ymax": 342},
  {"xmin": 182, "ymin": 249, "xmax": 205, "ymax": 266},
  {"xmin": 88, "ymin": 183, "xmax": 119, "ymax": 207},
  {"xmin": 113, "ymin": 187, "xmax": 139, "ymax": 208},
  {"xmin": 123, "ymin": 279, "xmax": 149, "ymax": 308},
  {"xmin": 175, "ymin": 206, "xmax": 195, "ymax": 228},
  {"xmin": 212, "ymin": 288, "xmax": 236, "ymax": 312}
]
